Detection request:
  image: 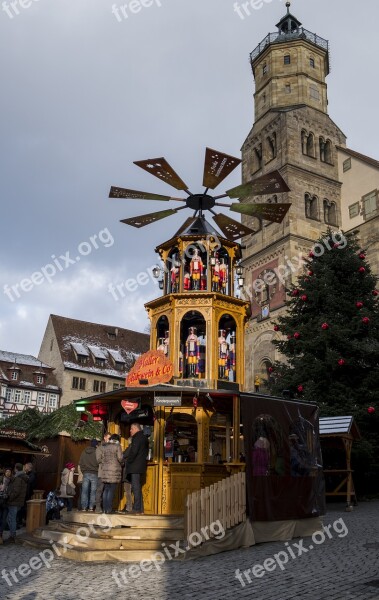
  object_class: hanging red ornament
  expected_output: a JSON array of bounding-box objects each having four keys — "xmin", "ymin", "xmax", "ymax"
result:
[
  {"xmin": 297, "ymin": 385, "xmax": 304, "ymax": 393},
  {"xmin": 359, "ymin": 253, "xmax": 366, "ymax": 260},
  {"xmin": 359, "ymin": 266, "xmax": 366, "ymax": 274},
  {"xmin": 356, "ymin": 301, "xmax": 364, "ymax": 309},
  {"xmin": 273, "ymin": 325, "xmax": 279, "ymax": 332},
  {"xmin": 293, "ymin": 332, "xmax": 300, "ymax": 339},
  {"xmin": 287, "ymin": 334, "xmax": 292, "ymax": 340},
  {"xmin": 321, "ymin": 323, "xmax": 329, "ymax": 330},
  {"xmin": 301, "ymin": 294, "xmax": 308, "ymax": 302},
  {"xmin": 308, "ymin": 271, "xmax": 313, "ymax": 276},
  {"xmin": 373, "ymin": 290, "xmax": 379, "ymax": 297},
  {"xmin": 268, "ymin": 367, "xmax": 273, "ymax": 373},
  {"xmin": 367, "ymin": 406, "xmax": 375, "ymax": 414},
  {"xmin": 338, "ymin": 358, "xmax": 345, "ymax": 366},
  {"xmin": 362, "ymin": 317, "xmax": 370, "ymax": 325},
  {"xmin": 292, "ymin": 289, "xmax": 299, "ymax": 296},
  {"xmin": 309, "ymin": 251, "xmax": 314, "ymax": 258}
]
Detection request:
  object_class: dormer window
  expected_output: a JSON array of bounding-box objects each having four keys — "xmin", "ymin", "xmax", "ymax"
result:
[
  {"xmin": 71, "ymin": 342, "xmax": 89, "ymax": 364},
  {"xmin": 34, "ymin": 371, "xmax": 46, "ymax": 385},
  {"xmin": 11, "ymin": 370, "xmax": 18, "ymax": 381},
  {"xmin": 95, "ymin": 358, "xmax": 106, "ymax": 367},
  {"xmin": 36, "ymin": 375, "xmax": 44, "ymax": 384}
]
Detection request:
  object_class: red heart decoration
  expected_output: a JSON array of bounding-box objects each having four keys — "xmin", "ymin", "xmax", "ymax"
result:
[{"xmin": 121, "ymin": 400, "xmax": 139, "ymax": 414}]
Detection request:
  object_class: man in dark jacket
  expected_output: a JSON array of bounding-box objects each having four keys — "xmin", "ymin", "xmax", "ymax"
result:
[
  {"xmin": 79, "ymin": 439, "xmax": 99, "ymax": 511},
  {"xmin": 6, "ymin": 463, "xmax": 28, "ymax": 543},
  {"xmin": 125, "ymin": 423, "xmax": 148, "ymax": 513}
]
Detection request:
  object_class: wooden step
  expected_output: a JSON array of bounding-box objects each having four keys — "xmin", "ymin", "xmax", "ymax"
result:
[
  {"xmin": 60, "ymin": 510, "xmax": 184, "ymax": 529},
  {"xmin": 36, "ymin": 523, "xmax": 184, "ymax": 542}
]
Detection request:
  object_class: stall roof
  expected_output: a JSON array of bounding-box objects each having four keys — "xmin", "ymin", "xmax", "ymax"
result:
[{"xmin": 319, "ymin": 416, "xmax": 361, "ymax": 439}]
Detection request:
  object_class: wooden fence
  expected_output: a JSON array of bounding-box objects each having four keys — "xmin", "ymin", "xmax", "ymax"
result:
[{"xmin": 184, "ymin": 472, "xmax": 246, "ymax": 546}]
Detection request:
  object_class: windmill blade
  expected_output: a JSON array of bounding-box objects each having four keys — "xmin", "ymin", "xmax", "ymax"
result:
[
  {"xmin": 212, "ymin": 213, "xmax": 256, "ymax": 241},
  {"xmin": 134, "ymin": 158, "xmax": 188, "ymax": 191},
  {"xmin": 230, "ymin": 202, "xmax": 291, "ymax": 223},
  {"xmin": 120, "ymin": 209, "xmax": 179, "ymax": 229},
  {"xmin": 203, "ymin": 148, "xmax": 242, "ymax": 190},
  {"xmin": 109, "ymin": 186, "xmax": 186, "ymax": 202},
  {"xmin": 226, "ymin": 170, "xmax": 290, "ymax": 198}
]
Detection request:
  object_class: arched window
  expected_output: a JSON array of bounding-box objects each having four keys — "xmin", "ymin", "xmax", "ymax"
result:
[
  {"xmin": 325, "ymin": 140, "xmax": 332, "ymax": 163},
  {"xmin": 306, "ymin": 133, "xmax": 315, "ymax": 157},
  {"xmin": 180, "ymin": 311, "xmax": 206, "ymax": 379},
  {"xmin": 254, "ymin": 144, "xmax": 263, "ymax": 170},
  {"xmin": 301, "ymin": 130, "xmax": 308, "ymax": 155},
  {"xmin": 267, "ymin": 133, "xmax": 277, "ymax": 161},
  {"xmin": 218, "ymin": 315, "xmax": 237, "ymax": 382},
  {"xmin": 324, "ymin": 200, "xmax": 337, "ymax": 226},
  {"xmin": 305, "ymin": 193, "xmax": 318, "ymax": 220}
]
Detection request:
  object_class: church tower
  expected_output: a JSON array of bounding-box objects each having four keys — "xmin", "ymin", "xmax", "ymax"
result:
[{"xmin": 241, "ymin": 2, "xmax": 346, "ymax": 391}]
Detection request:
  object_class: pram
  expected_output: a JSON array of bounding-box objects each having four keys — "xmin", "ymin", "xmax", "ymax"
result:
[{"xmin": 46, "ymin": 490, "xmax": 65, "ymax": 524}]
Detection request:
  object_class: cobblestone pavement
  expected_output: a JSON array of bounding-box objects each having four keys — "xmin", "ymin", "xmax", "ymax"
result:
[{"xmin": 0, "ymin": 502, "xmax": 378, "ymax": 600}]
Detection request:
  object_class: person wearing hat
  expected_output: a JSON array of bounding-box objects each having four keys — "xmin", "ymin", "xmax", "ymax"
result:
[
  {"xmin": 60, "ymin": 462, "xmax": 76, "ymax": 512},
  {"xmin": 79, "ymin": 439, "xmax": 99, "ymax": 511},
  {"xmin": 5, "ymin": 463, "xmax": 28, "ymax": 543}
]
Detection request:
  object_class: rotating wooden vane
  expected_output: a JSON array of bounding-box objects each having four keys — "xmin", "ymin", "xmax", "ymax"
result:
[{"xmin": 110, "ymin": 148, "xmax": 291, "ymax": 241}]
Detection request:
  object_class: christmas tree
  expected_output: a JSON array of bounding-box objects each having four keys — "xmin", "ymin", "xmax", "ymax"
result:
[{"xmin": 269, "ymin": 228, "xmax": 379, "ymax": 410}]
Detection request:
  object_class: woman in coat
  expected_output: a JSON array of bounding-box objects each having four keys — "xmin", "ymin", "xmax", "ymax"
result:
[
  {"xmin": 59, "ymin": 462, "xmax": 76, "ymax": 512},
  {"xmin": 0, "ymin": 468, "xmax": 12, "ymax": 544},
  {"xmin": 98, "ymin": 434, "xmax": 123, "ymax": 513}
]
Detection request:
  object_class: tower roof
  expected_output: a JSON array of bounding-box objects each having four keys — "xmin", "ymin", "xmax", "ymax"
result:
[
  {"xmin": 174, "ymin": 216, "xmax": 221, "ymax": 237},
  {"xmin": 276, "ymin": 2, "xmax": 302, "ymax": 33}
]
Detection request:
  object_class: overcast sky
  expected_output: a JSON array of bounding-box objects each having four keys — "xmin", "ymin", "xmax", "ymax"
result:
[{"xmin": 1, "ymin": 0, "xmax": 378, "ymax": 357}]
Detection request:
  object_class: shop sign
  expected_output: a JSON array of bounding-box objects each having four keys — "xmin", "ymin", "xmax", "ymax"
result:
[
  {"xmin": 121, "ymin": 399, "xmax": 140, "ymax": 414},
  {"xmin": 126, "ymin": 350, "xmax": 174, "ymax": 387},
  {"xmin": 154, "ymin": 396, "xmax": 182, "ymax": 407},
  {"xmin": 0, "ymin": 429, "xmax": 27, "ymax": 440}
]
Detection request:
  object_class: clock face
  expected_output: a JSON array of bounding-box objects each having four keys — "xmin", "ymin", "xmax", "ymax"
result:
[{"xmin": 254, "ymin": 269, "xmax": 277, "ymax": 305}]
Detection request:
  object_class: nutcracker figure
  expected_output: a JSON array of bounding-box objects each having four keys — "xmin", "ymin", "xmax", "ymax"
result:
[
  {"xmin": 211, "ymin": 253, "xmax": 221, "ymax": 292},
  {"xmin": 228, "ymin": 332, "xmax": 236, "ymax": 381},
  {"xmin": 218, "ymin": 329, "xmax": 229, "ymax": 380},
  {"xmin": 200, "ymin": 274, "xmax": 207, "ymax": 291},
  {"xmin": 157, "ymin": 337, "xmax": 166, "ymax": 353},
  {"xmin": 219, "ymin": 258, "xmax": 228, "ymax": 295},
  {"xmin": 190, "ymin": 248, "xmax": 203, "ymax": 291},
  {"xmin": 170, "ymin": 263, "xmax": 180, "ymax": 293},
  {"xmin": 186, "ymin": 326, "xmax": 200, "ymax": 377},
  {"xmin": 163, "ymin": 330, "xmax": 170, "ymax": 357}
]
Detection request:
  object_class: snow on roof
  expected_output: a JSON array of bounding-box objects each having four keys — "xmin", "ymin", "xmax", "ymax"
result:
[
  {"xmin": 108, "ymin": 349, "xmax": 125, "ymax": 363},
  {"xmin": 63, "ymin": 362, "xmax": 127, "ymax": 378},
  {"xmin": 88, "ymin": 345, "xmax": 107, "ymax": 360},
  {"xmin": 0, "ymin": 350, "xmax": 51, "ymax": 369},
  {"xmin": 71, "ymin": 343, "xmax": 90, "ymax": 357}
]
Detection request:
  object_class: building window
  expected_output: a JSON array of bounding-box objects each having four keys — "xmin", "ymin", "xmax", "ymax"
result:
[
  {"xmin": 37, "ymin": 393, "xmax": 46, "ymax": 407},
  {"xmin": 95, "ymin": 358, "xmax": 105, "ymax": 367},
  {"xmin": 6, "ymin": 388, "xmax": 12, "ymax": 402},
  {"xmin": 49, "ymin": 394, "xmax": 58, "ymax": 408},
  {"xmin": 362, "ymin": 190, "xmax": 378, "ymax": 219},
  {"xmin": 305, "ymin": 194, "xmax": 319, "ymax": 220},
  {"xmin": 93, "ymin": 380, "xmax": 100, "ymax": 392},
  {"xmin": 100, "ymin": 382, "xmax": 106, "ymax": 393},
  {"xmin": 14, "ymin": 389, "xmax": 21, "ymax": 403},
  {"xmin": 267, "ymin": 133, "xmax": 277, "ymax": 161},
  {"xmin": 72, "ymin": 377, "xmax": 79, "ymax": 389},
  {"xmin": 320, "ymin": 138, "xmax": 332, "ymax": 163},
  {"xmin": 113, "ymin": 383, "xmax": 123, "ymax": 390},
  {"xmin": 93, "ymin": 380, "xmax": 106, "ymax": 393},
  {"xmin": 262, "ymin": 63, "xmax": 267, "ymax": 75},
  {"xmin": 349, "ymin": 202, "xmax": 360, "ymax": 219},
  {"xmin": 285, "ymin": 84, "xmax": 291, "ymax": 94},
  {"xmin": 24, "ymin": 391, "xmax": 31, "ymax": 405},
  {"xmin": 11, "ymin": 371, "xmax": 18, "ymax": 381},
  {"xmin": 343, "ymin": 157, "xmax": 352, "ymax": 172},
  {"xmin": 79, "ymin": 378, "xmax": 86, "ymax": 391},
  {"xmin": 77, "ymin": 356, "xmax": 88, "ymax": 365},
  {"xmin": 254, "ymin": 144, "xmax": 263, "ymax": 171},
  {"xmin": 309, "ymin": 85, "xmax": 320, "ymax": 101},
  {"xmin": 284, "ymin": 55, "xmax": 291, "ymax": 65},
  {"xmin": 36, "ymin": 374, "xmax": 45, "ymax": 384},
  {"xmin": 324, "ymin": 199, "xmax": 338, "ymax": 226},
  {"xmin": 310, "ymin": 58, "xmax": 315, "ymax": 68}
]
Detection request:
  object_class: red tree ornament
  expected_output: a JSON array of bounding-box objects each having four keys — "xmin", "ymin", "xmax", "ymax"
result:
[
  {"xmin": 321, "ymin": 323, "xmax": 329, "ymax": 330},
  {"xmin": 308, "ymin": 271, "xmax": 313, "ymax": 276},
  {"xmin": 309, "ymin": 251, "xmax": 314, "ymax": 258},
  {"xmin": 367, "ymin": 406, "xmax": 375, "ymax": 414},
  {"xmin": 273, "ymin": 325, "xmax": 279, "ymax": 331},
  {"xmin": 373, "ymin": 290, "xmax": 379, "ymax": 297},
  {"xmin": 356, "ymin": 302, "xmax": 364, "ymax": 309},
  {"xmin": 359, "ymin": 253, "xmax": 366, "ymax": 260},
  {"xmin": 362, "ymin": 317, "xmax": 370, "ymax": 325},
  {"xmin": 338, "ymin": 358, "xmax": 345, "ymax": 366},
  {"xmin": 297, "ymin": 385, "xmax": 304, "ymax": 393},
  {"xmin": 293, "ymin": 332, "xmax": 300, "ymax": 339},
  {"xmin": 287, "ymin": 334, "xmax": 292, "ymax": 340},
  {"xmin": 301, "ymin": 294, "xmax": 308, "ymax": 302},
  {"xmin": 292, "ymin": 289, "xmax": 299, "ymax": 296},
  {"xmin": 268, "ymin": 366, "xmax": 274, "ymax": 373},
  {"xmin": 359, "ymin": 266, "xmax": 366, "ymax": 274}
]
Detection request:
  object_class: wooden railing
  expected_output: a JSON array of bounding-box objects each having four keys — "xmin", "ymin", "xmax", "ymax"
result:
[{"xmin": 184, "ymin": 472, "xmax": 246, "ymax": 546}]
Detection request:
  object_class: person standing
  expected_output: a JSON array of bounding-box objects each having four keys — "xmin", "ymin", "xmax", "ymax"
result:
[
  {"xmin": 60, "ymin": 463, "xmax": 76, "ymax": 512},
  {"xmin": 122, "ymin": 439, "xmax": 133, "ymax": 512},
  {"xmin": 79, "ymin": 439, "xmax": 99, "ymax": 511},
  {"xmin": 6, "ymin": 464, "xmax": 28, "ymax": 543},
  {"xmin": 125, "ymin": 423, "xmax": 149, "ymax": 514},
  {"xmin": 99, "ymin": 434, "xmax": 123, "ymax": 514},
  {"xmin": 0, "ymin": 468, "xmax": 12, "ymax": 545},
  {"xmin": 95, "ymin": 431, "xmax": 111, "ymax": 513},
  {"xmin": 18, "ymin": 462, "xmax": 36, "ymax": 526}
]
